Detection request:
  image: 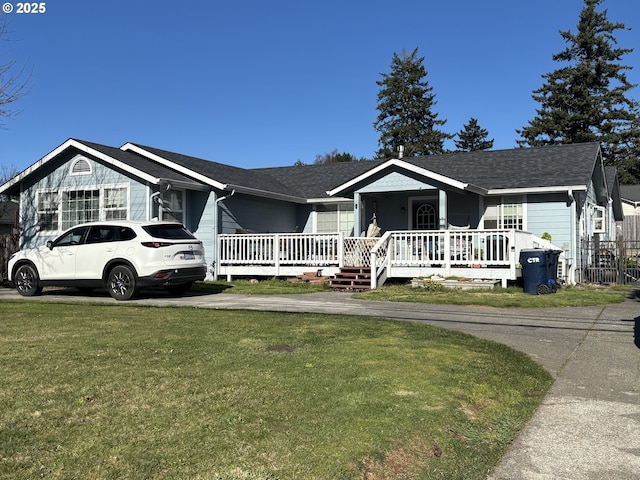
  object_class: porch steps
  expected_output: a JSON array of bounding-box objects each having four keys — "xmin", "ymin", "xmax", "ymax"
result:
[
  {"xmin": 289, "ymin": 271, "xmax": 331, "ymax": 285},
  {"xmin": 330, "ymin": 267, "xmax": 371, "ymax": 291}
]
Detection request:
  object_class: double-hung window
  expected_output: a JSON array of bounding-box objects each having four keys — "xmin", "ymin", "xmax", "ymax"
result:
[
  {"xmin": 161, "ymin": 189, "xmax": 184, "ymax": 223},
  {"xmin": 316, "ymin": 204, "xmax": 354, "ymax": 236},
  {"xmin": 484, "ymin": 196, "xmax": 524, "ymax": 230},
  {"xmin": 104, "ymin": 187, "xmax": 128, "ymax": 220},
  {"xmin": 592, "ymin": 205, "xmax": 606, "ymax": 233},
  {"xmin": 36, "ymin": 185, "xmax": 129, "ymax": 232},
  {"xmin": 37, "ymin": 192, "xmax": 60, "ymax": 231}
]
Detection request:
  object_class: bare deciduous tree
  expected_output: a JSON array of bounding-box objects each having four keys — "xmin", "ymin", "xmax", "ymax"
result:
[{"xmin": 0, "ymin": 17, "xmax": 31, "ymax": 126}]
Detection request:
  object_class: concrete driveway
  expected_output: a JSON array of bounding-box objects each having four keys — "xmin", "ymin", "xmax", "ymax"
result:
[{"xmin": 1, "ymin": 287, "xmax": 639, "ymax": 479}]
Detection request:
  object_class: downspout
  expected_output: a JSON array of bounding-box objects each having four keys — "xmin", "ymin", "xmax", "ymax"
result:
[
  {"xmin": 150, "ymin": 184, "xmax": 171, "ymax": 221},
  {"xmin": 213, "ymin": 189, "xmax": 235, "ymax": 280},
  {"xmin": 568, "ymin": 189, "xmax": 577, "ymax": 284}
]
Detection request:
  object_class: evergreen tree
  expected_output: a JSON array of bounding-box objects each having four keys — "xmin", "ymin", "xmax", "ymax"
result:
[
  {"xmin": 374, "ymin": 47, "xmax": 450, "ymax": 159},
  {"xmin": 454, "ymin": 118, "xmax": 494, "ymax": 151},
  {"xmin": 517, "ymin": 0, "xmax": 640, "ymax": 181},
  {"xmin": 313, "ymin": 149, "xmax": 367, "ymax": 164}
]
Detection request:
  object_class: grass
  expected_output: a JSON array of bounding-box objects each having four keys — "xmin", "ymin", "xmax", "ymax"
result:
[
  {"xmin": 0, "ymin": 300, "xmax": 552, "ymax": 480},
  {"xmin": 190, "ymin": 278, "xmax": 630, "ymax": 308},
  {"xmin": 354, "ymin": 283, "xmax": 631, "ymax": 307}
]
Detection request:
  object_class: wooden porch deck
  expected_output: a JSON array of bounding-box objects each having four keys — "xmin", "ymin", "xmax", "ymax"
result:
[{"xmin": 217, "ymin": 229, "xmax": 558, "ymax": 289}]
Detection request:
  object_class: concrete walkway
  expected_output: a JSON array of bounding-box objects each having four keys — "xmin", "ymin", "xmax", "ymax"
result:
[{"xmin": 1, "ymin": 287, "xmax": 639, "ymax": 479}]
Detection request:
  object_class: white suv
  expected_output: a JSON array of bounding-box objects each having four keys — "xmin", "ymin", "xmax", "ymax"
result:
[{"xmin": 8, "ymin": 221, "xmax": 207, "ymax": 300}]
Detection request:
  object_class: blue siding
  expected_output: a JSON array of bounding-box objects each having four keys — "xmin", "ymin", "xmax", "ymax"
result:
[
  {"xmin": 220, "ymin": 194, "xmax": 298, "ymax": 233},
  {"xmin": 359, "ymin": 171, "xmax": 436, "ymax": 192},
  {"xmin": 527, "ymin": 193, "xmax": 572, "ymax": 251},
  {"xmin": 188, "ymin": 190, "xmax": 216, "ymax": 278},
  {"xmin": 19, "ymin": 154, "xmax": 149, "ymax": 247}
]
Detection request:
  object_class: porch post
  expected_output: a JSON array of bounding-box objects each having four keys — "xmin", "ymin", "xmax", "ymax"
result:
[
  {"xmin": 354, "ymin": 193, "xmax": 362, "ymax": 237},
  {"xmin": 438, "ymin": 190, "xmax": 447, "ymax": 229}
]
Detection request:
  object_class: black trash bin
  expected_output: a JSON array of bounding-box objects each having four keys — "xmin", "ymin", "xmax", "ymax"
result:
[{"xmin": 520, "ymin": 249, "xmax": 562, "ymax": 295}]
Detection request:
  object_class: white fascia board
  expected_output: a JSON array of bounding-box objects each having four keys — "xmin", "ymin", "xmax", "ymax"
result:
[
  {"xmin": 486, "ymin": 185, "xmax": 587, "ymax": 195},
  {"xmin": 326, "ymin": 159, "xmax": 469, "ymax": 196},
  {"xmin": 306, "ymin": 197, "xmax": 352, "ymax": 204},
  {"xmin": 0, "ymin": 138, "xmax": 77, "ymax": 193},
  {"xmin": 0, "ymin": 139, "xmax": 161, "ymax": 194},
  {"xmin": 225, "ymin": 184, "xmax": 307, "ymax": 204},
  {"xmin": 121, "ymin": 142, "xmax": 226, "ymax": 190},
  {"xmin": 72, "ymin": 141, "xmax": 161, "ymax": 184}
]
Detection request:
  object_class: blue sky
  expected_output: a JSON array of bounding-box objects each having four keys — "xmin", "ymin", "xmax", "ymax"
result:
[{"xmin": 1, "ymin": 0, "xmax": 639, "ymax": 174}]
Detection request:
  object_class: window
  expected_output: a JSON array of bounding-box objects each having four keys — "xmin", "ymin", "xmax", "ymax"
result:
[
  {"xmin": 161, "ymin": 190, "xmax": 184, "ymax": 223},
  {"xmin": 54, "ymin": 226, "xmax": 90, "ymax": 247},
  {"xmin": 501, "ymin": 196, "xmax": 523, "ymax": 230},
  {"xmin": 37, "ymin": 192, "xmax": 59, "ymax": 231},
  {"xmin": 593, "ymin": 206, "xmax": 606, "ymax": 233},
  {"xmin": 415, "ymin": 204, "xmax": 437, "ymax": 230},
  {"xmin": 70, "ymin": 158, "xmax": 92, "ymax": 175},
  {"xmin": 86, "ymin": 226, "xmax": 119, "ymax": 244},
  {"xmin": 316, "ymin": 204, "xmax": 354, "ymax": 235},
  {"xmin": 104, "ymin": 187, "xmax": 128, "ymax": 220},
  {"xmin": 36, "ymin": 185, "xmax": 129, "ymax": 231},
  {"xmin": 484, "ymin": 196, "xmax": 524, "ymax": 230},
  {"xmin": 61, "ymin": 189, "xmax": 100, "ymax": 230}
]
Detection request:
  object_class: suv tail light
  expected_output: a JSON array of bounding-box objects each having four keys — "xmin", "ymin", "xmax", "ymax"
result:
[{"xmin": 141, "ymin": 241, "xmax": 172, "ymax": 248}]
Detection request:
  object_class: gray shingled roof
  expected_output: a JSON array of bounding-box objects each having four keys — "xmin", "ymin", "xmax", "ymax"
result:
[
  {"xmin": 404, "ymin": 142, "xmax": 601, "ymax": 191},
  {"xmin": 1, "ymin": 140, "xmax": 603, "ymax": 202},
  {"xmin": 128, "ymin": 144, "xmax": 296, "ymax": 196},
  {"xmin": 253, "ymin": 160, "xmax": 387, "ymax": 198},
  {"xmin": 620, "ymin": 184, "xmax": 640, "ymax": 202},
  {"xmin": 129, "ymin": 142, "xmax": 602, "ymax": 198},
  {"xmin": 76, "ymin": 140, "xmax": 203, "ymax": 185}
]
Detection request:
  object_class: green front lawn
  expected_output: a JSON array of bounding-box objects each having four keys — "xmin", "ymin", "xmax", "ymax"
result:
[{"xmin": 0, "ymin": 300, "xmax": 552, "ymax": 479}]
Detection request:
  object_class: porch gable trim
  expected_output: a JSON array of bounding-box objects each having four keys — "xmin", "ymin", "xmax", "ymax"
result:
[{"xmin": 326, "ymin": 159, "xmax": 477, "ymax": 197}]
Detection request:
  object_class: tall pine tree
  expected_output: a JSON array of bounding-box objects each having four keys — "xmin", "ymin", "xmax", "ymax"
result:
[
  {"xmin": 517, "ymin": 0, "xmax": 640, "ymax": 182},
  {"xmin": 455, "ymin": 118, "xmax": 494, "ymax": 151},
  {"xmin": 374, "ymin": 48, "xmax": 450, "ymax": 159}
]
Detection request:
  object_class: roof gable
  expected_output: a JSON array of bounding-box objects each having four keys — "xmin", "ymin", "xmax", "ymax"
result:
[{"xmin": 0, "ymin": 139, "xmax": 205, "ymax": 196}]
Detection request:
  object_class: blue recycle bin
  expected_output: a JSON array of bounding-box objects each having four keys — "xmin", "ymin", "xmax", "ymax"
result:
[{"xmin": 520, "ymin": 249, "xmax": 562, "ymax": 295}]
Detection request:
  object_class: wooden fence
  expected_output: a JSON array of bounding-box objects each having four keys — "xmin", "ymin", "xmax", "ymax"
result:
[{"xmin": 0, "ymin": 233, "xmax": 19, "ymax": 284}]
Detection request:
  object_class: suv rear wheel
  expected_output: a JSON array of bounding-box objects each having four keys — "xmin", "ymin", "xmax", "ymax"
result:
[
  {"xmin": 14, "ymin": 264, "xmax": 43, "ymax": 297},
  {"xmin": 107, "ymin": 265, "xmax": 139, "ymax": 301}
]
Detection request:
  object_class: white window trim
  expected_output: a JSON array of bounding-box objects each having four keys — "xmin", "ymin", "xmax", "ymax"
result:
[
  {"xmin": 592, "ymin": 205, "xmax": 606, "ymax": 234},
  {"xmin": 69, "ymin": 156, "xmax": 93, "ymax": 176}
]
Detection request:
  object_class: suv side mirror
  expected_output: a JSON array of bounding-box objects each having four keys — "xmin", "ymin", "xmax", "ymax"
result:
[{"xmin": 46, "ymin": 240, "xmax": 54, "ymax": 250}]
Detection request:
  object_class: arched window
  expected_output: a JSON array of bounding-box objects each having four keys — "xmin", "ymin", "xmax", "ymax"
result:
[
  {"xmin": 70, "ymin": 158, "xmax": 92, "ymax": 175},
  {"xmin": 416, "ymin": 204, "xmax": 437, "ymax": 230}
]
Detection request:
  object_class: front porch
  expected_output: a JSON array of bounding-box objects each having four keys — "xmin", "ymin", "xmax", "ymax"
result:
[{"xmin": 217, "ymin": 229, "xmax": 559, "ymax": 289}]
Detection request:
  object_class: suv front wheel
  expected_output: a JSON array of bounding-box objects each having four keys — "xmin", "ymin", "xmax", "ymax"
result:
[
  {"xmin": 107, "ymin": 265, "xmax": 139, "ymax": 301},
  {"xmin": 14, "ymin": 264, "xmax": 43, "ymax": 297}
]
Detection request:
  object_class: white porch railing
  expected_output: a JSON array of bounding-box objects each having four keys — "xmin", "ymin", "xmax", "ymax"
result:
[
  {"xmin": 218, "ymin": 233, "xmax": 343, "ymax": 279},
  {"xmin": 217, "ymin": 229, "xmax": 558, "ymax": 287},
  {"xmin": 370, "ymin": 229, "xmax": 551, "ymax": 288}
]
